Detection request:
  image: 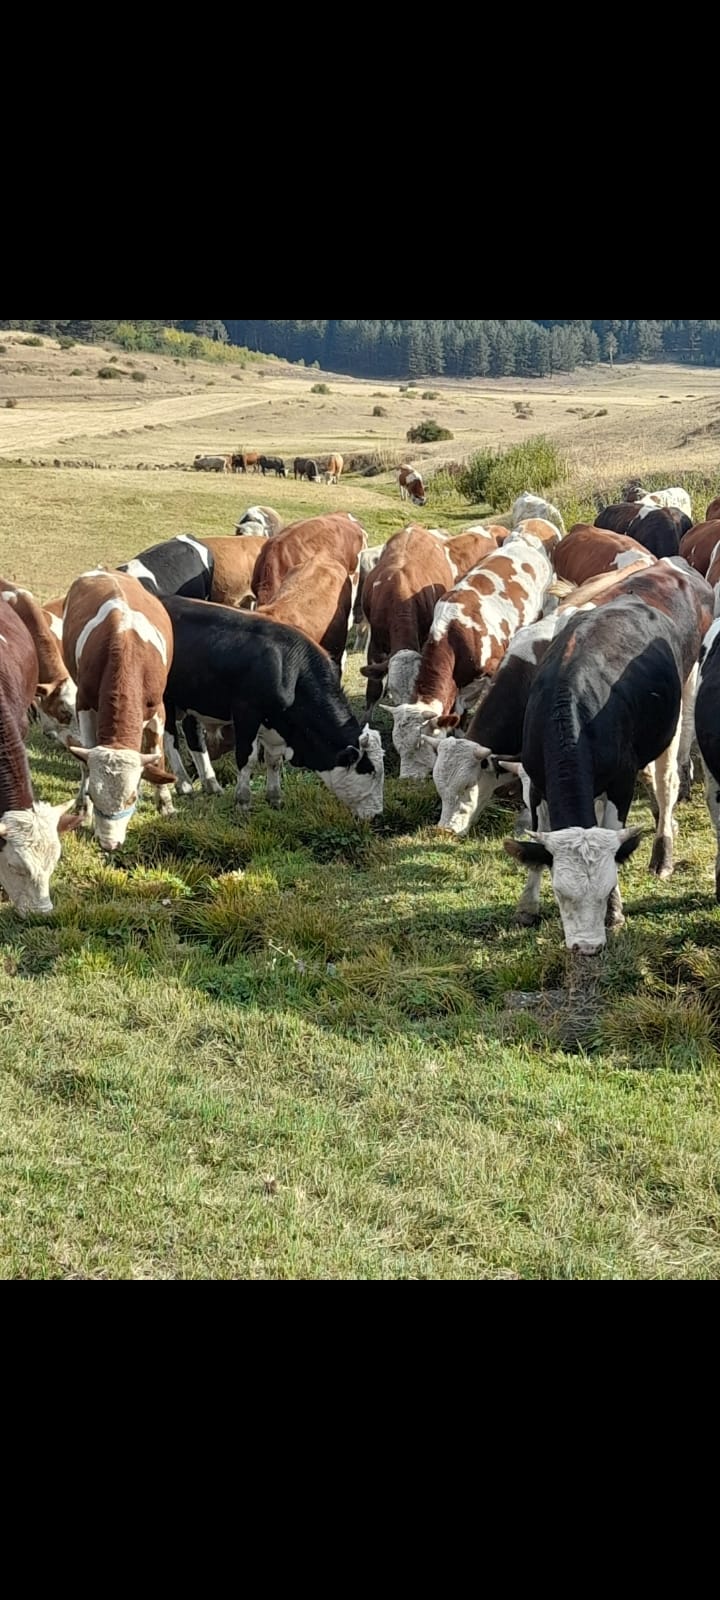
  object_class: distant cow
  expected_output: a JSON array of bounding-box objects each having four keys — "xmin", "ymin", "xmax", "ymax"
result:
[
  {"xmin": 621, "ymin": 484, "xmax": 693, "ymax": 517},
  {"xmin": 232, "ymin": 451, "xmax": 261, "ymax": 474},
  {"xmin": 117, "ymin": 534, "xmax": 214, "ymax": 600},
  {"xmin": 258, "ymin": 456, "xmax": 287, "ymax": 478},
  {"xmin": 554, "ymin": 525, "xmax": 656, "ymax": 586},
  {"xmin": 235, "ymin": 505, "xmax": 284, "ymax": 539},
  {"xmin": 0, "ymin": 595, "xmax": 80, "ymax": 914},
  {"xmin": 0, "ymin": 578, "xmax": 79, "ymax": 746},
  {"xmin": 252, "ymin": 514, "xmax": 367, "ymax": 608},
  {"xmin": 323, "ymin": 453, "xmax": 344, "ymax": 484},
  {"xmin": 511, "ymin": 493, "xmax": 565, "ymax": 534},
  {"xmin": 679, "ymin": 520, "xmax": 720, "ymax": 576},
  {"xmin": 626, "ymin": 505, "xmax": 692, "ymax": 558},
  {"xmin": 193, "ymin": 454, "xmax": 232, "ymax": 473},
  {"xmin": 398, "ymin": 466, "xmax": 426, "ymax": 507},
  {"xmin": 293, "ymin": 457, "xmax": 320, "ymax": 482}
]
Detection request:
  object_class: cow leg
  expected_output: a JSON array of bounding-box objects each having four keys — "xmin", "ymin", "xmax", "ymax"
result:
[
  {"xmin": 648, "ymin": 721, "xmax": 682, "ymax": 877},
  {"xmin": 183, "ymin": 715, "xmax": 223, "ymax": 795},
  {"xmin": 234, "ymin": 716, "xmax": 262, "ymax": 810},
  {"xmin": 678, "ymin": 662, "xmax": 698, "ymax": 801},
  {"xmin": 516, "ymin": 799, "xmax": 549, "ymax": 926},
  {"xmin": 143, "ymin": 713, "xmax": 175, "ymax": 816},
  {"xmin": 163, "ymin": 703, "xmax": 194, "ymax": 794},
  {"xmin": 258, "ymin": 727, "xmax": 286, "ymax": 809},
  {"xmin": 74, "ymin": 709, "xmax": 96, "ymax": 822},
  {"xmin": 701, "ymin": 760, "xmax": 720, "ymax": 901},
  {"xmin": 602, "ymin": 782, "xmax": 634, "ymax": 929}
]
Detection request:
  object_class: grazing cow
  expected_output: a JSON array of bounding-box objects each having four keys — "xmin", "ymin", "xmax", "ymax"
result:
[
  {"xmin": 323, "ymin": 453, "xmax": 344, "ymax": 485},
  {"xmin": 554, "ymin": 525, "xmax": 655, "ymax": 585},
  {"xmin": 678, "ymin": 519, "xmax": 720, "ymax": 576},
  {"xmin": 595, "ymin": 502, "xmax": 651, "ymax": 535},
  {"xmin": 232, "ymin": 451, "xmax": 261, "ymax": 474},
  {"xmin": 351, "ymin": 544, "xmax": 386, "ymax": 650},
  {"xmin": 504, "ymin": 569, "xmax": 709, "ymax": 950},
  {"xmin": 694, "ymin": 617, "xmax": 720, "ymax": 899},
  {"xmin": 293, "ymin": 457, "xmax": 320, "ymax": 482},
  {"xmin": 626, "ymin": 504, "xmax": 691, "ymax": 558},
  {"xmin": 63, "ymin": 572, "xmax": 176, "ymax": 851},
  {"xmin": 0, "ymin": 596, "xmax": 80, "ymax": 914},
  {"xmin": 256, "ymin": 554, "xmax": 352, "ymax": 671},
  {"xmin": 621, "ymin": 484, "xmax": 693, "ymax": 517},
  {"xmin": 235, "ymin": 505, "xmax": 284, "ymax": 539},
  {"xmin": 0, "ymin": 579, "xmax": 78, "ymax": 746},
  {"xmin": 359, "ymin": 525, "xmax": 497, "ymax": 713},
  {"xmin": 160, "ymin": 599, "xmax": 385, "ymax": 818},
  {"xmin": 386, "ymin": 533, "xmax": 553, "ymax": 778},
  {"xmin": 252, "ymin": 514, "xmax": 367, "ymax": 608},
  {"xmin": 257, "ymin": 456, "xmax": 287, "ymax": 478},
  {"xmin": 511, "ymin": 493, "xmax": 565, "ymax": 534},
  {"xmin": 398, "ymin": 466, "xmax": 426, "ymax": 507},
  {"xmin": 706, "ymin": 496, "xmax": 720, "ymax": 523},
  {"xmin": 514, "ymin": 517, "xmax": 562, "ymax": 551},
  {"xmin": 193, "ymin": 454, "xmax": 232, "ymax": 473},
  {"xmin": 117, "ymin": 534, "xmax": 214, "ymax": 600},
  {"xmin": 198, "ymin": 536, "xmax": 267, "ymax": 609}
]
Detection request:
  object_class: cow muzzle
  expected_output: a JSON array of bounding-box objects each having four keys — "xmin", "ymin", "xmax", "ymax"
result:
[{"xmin": 571, "ymin": 940, "xmax": 605, "ymax": 957}]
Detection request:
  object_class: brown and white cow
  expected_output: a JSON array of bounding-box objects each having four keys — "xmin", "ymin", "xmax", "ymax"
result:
[
  {"xmin": 194, "ymin": 454, "xmax": 232, "ymax": 473},
  {"xmin": 256, "ymin": 554, "xmax": 352, "ymax": 671},
  {"xmin": 705, "ymin": 496, "xmax": 720, "ymax": 523},
  {"xmin": 0, "ymin": 595, "xmax": 81, "ymax": 914},
  {"xmin": 511, "ymin": 493, "xmax": 566, "ymax": 534},
  {"xmin": 252, "ymin": 514, "xmax": 367, "ymax": 608},
  {"xmin": 197, "ymin": 536, "xmax": 267, "ymax": 609},
  {"xmin": 554, "ymin": 525, "xmax": 656, "ymax": 586},
  {"xmin": 620, "ymin": 484, "xmax": 693, "ymax": 518},
  {"xmin": 235, "ymin": 505, "xmax": 284, "ymax": 539},
  {"xmin": 231, "ymin": 451, "xmax": 261, "ymax": 474},
  {"xmin": 678, "ymin": 520, "xmax": 720, "ymax": 576},
  {"xmin": 0, "ymin": 579, "xmax": 78, "ymax": 745},
  {"xmin": 513, "ymin": 517, "xmax": 562, "ymax": 551},
  {"xmin": 386, "ymin": 532, "xmax": 554, "ymax": 778},
  {"xmin": 398, "ymin": 465, "xmax": 426, "ymax": 507},
  {"xmin": 317, "ymin": 452, "xmax": 343, "ymax": 484},
  {"xmin": 63, "ymin": 571, "xmax": 176, "ymax": 851}
]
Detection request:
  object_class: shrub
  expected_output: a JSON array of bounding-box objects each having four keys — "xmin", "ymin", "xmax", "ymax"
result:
[
  {"xmin": 20, "ymin": 336, "xmax": 42, "ymax": 347},
  {"xmin": 459, "ymin": 436, "xmax": 568, "ymax": 508},
  {"xmin": 406, "ymin": 419, "xmax": 454, "ymax": 444},
  {"xmin": 97, "ymin": 366, "xmax": 123, "ymax": 380},
  {"xmin": 57, "ymin": 335, "xmax": 75, "ymax": 350},
  {"xmin": 5, "ymin": 397, "xmax": 17, "ymax": 408},
  {"xmin": 372, "ymin": 404, "xmax": 388, "ymax": 417},
  {"xmin": 0, "ymin": 345, "xmax": 6, "ymax": 354},
  {"xmin": 131, "ymin": 370, "xmax": 147, "ymax": 382},
  {"xmin": 311, "ymin": 382, "xmax": 330, "ymax": 394},
  {"xmin": 108, "ymin": 355, "xmax": 119, "ymax": 364},
  {"xmin": 422, "ymin": 390, "xmax": 440, "ymax": 400},
  {"xmin": 70, "ymin": 367, "xmax": 83, "ymax": 376}
]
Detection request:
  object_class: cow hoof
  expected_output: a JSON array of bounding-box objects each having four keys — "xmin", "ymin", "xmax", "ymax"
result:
[
  {"xmin": 516, "ymin": 909, "xmax": 541, "ymax": 928},
  {"xmin": 267, "ymin": 797, "xmax": 282, "ymax": 810},
  {"xmin": 649, "ymin": 837, "xmax": 673, "ymax": 878},
  {"xmin": 202, "ymin": 779, "xmax": 223, "ymax": 796},
  {"xmin": 158, "ymin": 801, "xmax": 176, "ymax": 818},
  {"xmin": 175, "ymin": 779, "xmax": 194, "ymax": 796},
  {"xmin": 235, "ymin": 799, "xmax": 251, "ymax": 813}
]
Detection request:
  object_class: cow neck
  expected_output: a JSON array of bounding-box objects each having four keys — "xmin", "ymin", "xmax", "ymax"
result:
[
  {"xmin": 96, "ymin": 651, "xmax": 146, "ymax": 749},
  {"xmin": 0, "ymin": 689, "xmax": 33, "ymax": 812},
  {"xmin": 414, "ymin": 637, "xmax": 457, "ymax": 716},
  {"xmin": 17, "ymin": 595, "xmax": 66, "ymax": 688},
  {"xmin": 544, "ymin": 711, "xmax": 597, "ymax": 830}
]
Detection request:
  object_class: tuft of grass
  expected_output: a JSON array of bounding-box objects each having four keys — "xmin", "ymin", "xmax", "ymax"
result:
[
  {"xmin": 422, "ymin": 390, "xmax": 440, "ymax": 400},
  {"xmin": 97, "ymin": 366, "xmax": 124, "ymax": 380},
  {"xmin": 20, "ymin": 335, "xmax": 43, "ymax": 347},
  {"xmin": 5, "ymin": 397, "xmax": 17, "ymax": 408},
  {"xmin": 131, "ymin": 370, "xmax": 147, "ymax": 382},
  {"xmin": 594, "ymin": 990, "xmax": 719, "ymax": 1071},
  {"xmin": 459, "ymin": 437, "xmax": 568, "ymax": 510}
]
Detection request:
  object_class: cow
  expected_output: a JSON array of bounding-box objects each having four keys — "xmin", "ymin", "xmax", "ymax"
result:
[
  {"xmin": 595, "ymin": 502, "xmax": 651, "ymax": 535},
  {"xmin": 256, "ymin": 554, "xmax": 352, "ymax": 672},
  {"xmin": 252, "ymin": 514, "xmax": 367, "ymax": 609},
  {"xmin": 116, "ymin": 534, "xmax": 214, "ymax": 600},
  {"xmin": 621, "ymin": 484, "xmax": 693, "ymax": 517},
  {"xmin": 196, "ymin": 536, "xmax": 267, "ymax": 609},
  {"xmin": 0, "ymin": 579, "xmax": 79, "ymax": 746},
  {"xmin": 231, "ymin": 451, "xmax": 261, "ymax": 474},
  {"xmin": 503, "ymin": 568, "xmax": 710, "ymax": 951},
  {"xmin": 706, "ymin": 545, "xmax": 720, "ymax": 594},
  {"xmin": 511, "ymin": 493, "xmax": 565, "ymax": 534},
  {"xmin": 679, "ymin": 520, "xmax": 720, "ymax": 576},
  {"xmin": 235, "ymin": 505, "xmax": 284, "ymax": 539},
  {"xmin": 193, "ymin": 454, "xmax": 232, "ymax": 473},
  {"xmin": 514, "ymin": 517, "xmax": 562, "ymax": 551},
  {"xmin": 323, "ymin": 453, "xmax": 344, "ymax": 485},
  {"xmin": 62, "ymin": 571, "xmax": 176, "ymax": 851},
  {"xmin": 159, "ymin": 598, "xmax": 385, "ymax": 819},
  {"xmin": 42, "ymin": 596, "xmax": 65, "ymax": 639},
  {"xmin": 706, "ymin": 496, "xmax": 720, "ymax": 523},
  {"xmin": 694, "ymin": 617, "xmax": 720, "ymax": 899},
  {"xmin": 257, "ymin": 457, "xmax": 288, "ymax": 478},
  {"xmin": 398, "ymin": 466, "xmax": 426, "ymax": 507},
  {"xmin": 293, "ymin": 457, "xmax": 320, "ymax": 482},
  {"xmin": 351, "ymin": 544, "xmax": 386, "ymax": 651},
  {"xmin": 385, "ymin": 532, "xmax": 553, "ymax": 778},
  {"xmin": 359, "ymin": 525, "xmax": 497, "ymax": 714},
  {"xmin": 554, "ymin": 525, "xmax": 656, "ymax": 586},
  {"xmin": 0, "ymin": 596, "xmax": 80, "ymax": 914},
  {"xmin": 626, "ymin": 504, "xmax": 692, "ymax": 558}
]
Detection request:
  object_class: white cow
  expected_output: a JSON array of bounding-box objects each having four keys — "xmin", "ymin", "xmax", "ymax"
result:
[{"xmin": 511, "ymin": 492, "xmax": 566, "ymax": 534}]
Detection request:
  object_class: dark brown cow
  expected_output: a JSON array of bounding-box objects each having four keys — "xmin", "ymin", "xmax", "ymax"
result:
[
  {"xmin": 595, "ymin": 502, "xmax": 649, "ymax": 534},
  {"xmin": 63, "ymin": 571, "xmax": 176, "ymax": 851},
  {"xmin": 0, "ymin": 578, "xmax": 78, "ymax": 744},
  {"xmin": 231, "ymin": 451, "xmax": 261, "ymax": 474},
  {"xmin": 293, "ymin": 457, "xmax": 320, "ymax": 482},
  {"xmin": 626, "ymin": 505, "xmax": 691, "ymax": 557},
  {"xmin": 678, "ymin": 520, "xmax": 720, "ymax": 576},
  {"xmin": 252, "ymin": 514, "xmax": 367, "ymax": 607},
  {"xmin": 256, "ymin": 554, "xmax": 351, "ymax": 669},
  {"xmin": 554, "ymin": 525, "xmax": 656, "ymax": 586}
]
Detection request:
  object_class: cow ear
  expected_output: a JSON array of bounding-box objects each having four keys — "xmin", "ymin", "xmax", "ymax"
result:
[
  {"xmin": 615, "ymin": 827, "xmax": 645, "ymax": 863},
  {"xmin": 437, "ymin": 713, "xmax": 460, "ymax": 729},
  {"xmin": 379, "ymin": 703, "xmax": 397, "ymax": 718},
  {"xmin": 498, "ymin": 759, "xmax": 523, "ymax": 776},
  {"xmin": 358, "ymin": 725, "xmax": 374, "ymax": 749},
  {"xmin": 56, "ymin": 803, "xmax": 83, "ymax": 834},
  {"xmin": 472, "ymin": 744, "xmax": 492, "ymax": 761},
  {"xmin": 142, "ymin": 763, "xmax": 176, "ymax": 785},
  {"xmin": 68, "ymin": 745, "xmax": 91, "ymax": 763},
  {"xmin": 503, "ymin": 837, "xmax": 553, "ymax": 868},
  {"xmin": 336, "ymin": 745, "xmax": 361, "ymax": 768},
  {"xmin": 421, "ymin": 734, "xmax": 442, "ymax": 752}
]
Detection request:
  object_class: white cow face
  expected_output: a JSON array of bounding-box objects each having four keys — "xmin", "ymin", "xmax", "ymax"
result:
[
  {"xmin": 504, "ymin": 826, "xmax": 643, "ymax": 954},
  {"xmin": 0, "ymin": 802, "xmax": 81, "ymax": 916},
  {"xmin": 321, "ymin": 727, "xmax": 385, "ymax": 818},
  {"xmin": 386, "ymin": 650, "xmax": 422, "ymax": 706},
  {"xmin": 433, "ymin": 739, "xmax": 514, "ymax": 836},
  {"xmin": 69, "ymin": 745, "xmax": 174, "ymax": 850},
  {"xmin": 385, "ymin": 703, "xmax": 448, "ymax": 779}
]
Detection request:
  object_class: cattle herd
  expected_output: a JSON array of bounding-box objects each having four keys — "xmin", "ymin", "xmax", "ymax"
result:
[
  {"xmin": 193, "ymin": 451, "xmax": 344, "ymax": 483},
  {"xmin": 2, "ymin": 470, "xmax": 720, "ymax": 966}
]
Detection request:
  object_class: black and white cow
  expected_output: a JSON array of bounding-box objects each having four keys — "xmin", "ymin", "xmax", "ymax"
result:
[
  {"xmin": 159, "ymin": 597, "xmax": 385, "ymax": 818},
  {"xmin": 504, "ymin": 579, "xmax": 706, "ymax": 953},
  {"xmin": 117, "ymin": 534, "xmax": 214, "ymax": 600},
  {"xmin": 694, "ymin": 617, "xmax": 720, "ymax": 900},
  {"xmin": 258, "ymin": 457, "xmax": 287, "ymax": 477},
  {"xmin": 626, "ymin": 505, "xmax": 692, "ymax": 559}
]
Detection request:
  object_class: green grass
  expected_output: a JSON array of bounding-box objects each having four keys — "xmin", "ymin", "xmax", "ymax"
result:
[{"xmin": 0, "ymin": 466, "xmax": 720, "ymax": 1276}]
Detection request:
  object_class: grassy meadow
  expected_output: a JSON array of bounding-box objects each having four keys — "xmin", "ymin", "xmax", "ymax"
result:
[{"xmin": 1, "ymin": 334, "xmax": 720, "ymax": 1278}]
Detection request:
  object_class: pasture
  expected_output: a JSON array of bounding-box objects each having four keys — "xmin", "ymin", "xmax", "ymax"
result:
[{"xmin": 1, "ymin": 335, "xmax": 720, "ymax": 1279}]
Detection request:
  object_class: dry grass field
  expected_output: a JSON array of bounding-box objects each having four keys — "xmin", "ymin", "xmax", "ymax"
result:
[{"xmin": 1, "ymin": 333, "xmax": 720, "ymax": 1280}]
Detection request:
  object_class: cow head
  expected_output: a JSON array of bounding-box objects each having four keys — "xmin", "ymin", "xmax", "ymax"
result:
[
  {"xmin": 68, "ymin": 745, "xmax": 174, "ymax": 851},
  {"xmin": 504, "ymin": 825, "xmax": 643, "ymax": 954},
  {"xmin": 433, "ymin": 739, "xmax": 516, "ymax": 836},
  {"xmin": 320, "ymin": 727, "xmax": 384, "ymax": 818},
  {"xmin": 35, "ymin": 677, "xmax": 80, "ymax": 747},
  {"xmin": 386, "ymin": 650, "xmax": 422, "ymax": 706},
  {"xmin": 411, "ymin": 486, "xmax": 426, "ymax": 507},
  {"xmin": 0, "ymin": 801, "xmax": 81, "ymax": 916},
  {"xmin": 384, "ymin": 703, "xmax": 448, "ymax": 779}
]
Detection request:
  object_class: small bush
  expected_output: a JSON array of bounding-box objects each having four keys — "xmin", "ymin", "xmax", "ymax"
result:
[
  {"xmin": 97, "ymin": 366, "xmax": 123, "ymax": 380},
  {"xmin": 70, "ymin": 367, "xmax": 83, "ymax": 376},
  {"xmin": 57, "ymin": 335, "xmax": 75, "ymax": 350},
  {"xmin": 5, "ymin": 397, "xmax": 17, "ymax": 408},
  {"xmin": 0, "ymin": 344, "xmax": 6, "ymax": 354},
  {"xmin": 372, "ymin": 404, "xmax": 388, "ymax": 417},
  {"xmin": 20, "ymin": 335, "xmax": 42, "ymax": 347},
  {"xmin": 373, "ymin": 391, "xmax": 387, "ymax": 397},
  {"xmin": 108, "ymin": 355, "xmax": 119, "ymax": 364},
  {"xmin": 459, "ymin": 435, "xmax": 568, "ymax": 508},
  {"xmin": 513, "ymin": 400, "xmax": 533, "ymax": 418},
  {"xmin": 422, "ymin": 390, "xmax": 440, "ymax": 400},
  {"xmin": 311, "ymin": 382, "xmax": 330, "ymax": 394},
  {"xmin": 399, "ymin": 385, "xmax": 408, "ymax": 393},
  {"xmin": 406, "ymin": 419, "xmax": 454, "ymax": 444},
  {"xmin": 131, "ymin": 370, "xmax": 147, "ymax": 382}
]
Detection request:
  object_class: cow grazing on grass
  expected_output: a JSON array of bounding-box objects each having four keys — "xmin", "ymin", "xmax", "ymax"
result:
[
  {"xmin": 232, "ymin": 451, "xmax": 261, "ymax": 474},
  {"xmin": 63, "ymin": 572, "xmax": 176, "ymax": 851},
  {"xmin": 511, "ymin": 493, "xmax": 565, "ymax": 534},
  {"xmin": 160, "ymin": 599, "xmax": 384, "ymax": 819},
  {"xmin": 0, "ymin": 579, "xmax": 78, "ymax": 746},
  {"xmin": 293, "ymin": 457, "xmax": 320, "ymax": 483},
  {"xmin": 258, "ymin": 457, "xmax": 287, "ymax": 478},
  {"xmin": 252, "ymin": 514, "xmax": 367, "ymax": 608},
  {"xmin": 117, "ymin": 534, "xmax": 214, "ymax": 600},
  {"xmin": 695, "ymin": 617, "xmax": 720, "ymax": 899},
  {"xmin": 0, "ymin": 596, "xmax": 80, "ymax": 914},
  {"xmin": 194, "ymin": 454, "xmax": 232, "ymax": 473},
  {"xmin": 626, "ymin": 504, "xmax": 691, "ymax": 558},
  {"xmin": 318, "ymin": 453, "xmax": 343, "ymax": 484},
  {"xmin": 398, "ymin": 466, "xmax": 426, "ymax": 507},
  {"xmin": 503, "ymin": 567, "xmax": 709, "ymax": 951},
  {"xmin": 42, "ymin": 596, "xmax": 65, "ymax": 639},
  {"xmin": 235, "ymin": 506, "xmax": 284, "ymax": 539},
  {"xmin": 678, "ymin": 520, "xmax": 720, "ymax": 576},
  {"xmin": 387, "ymin": 533, "xmax": 553, "ymax": 778},
  {"xmin": 554, "ymin": 525, "xmax": 656, "ymax": 585},
  {"xmin": 195, "ymin": 536, "xmax": 267, "ymax": 609},
  {"xmin": 351, "ymin": 544, "xmax": 385, "ymax": 651},
  {"xmin": 256, "ymin": 554, "xmax": 352, "ymax": 671}
]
